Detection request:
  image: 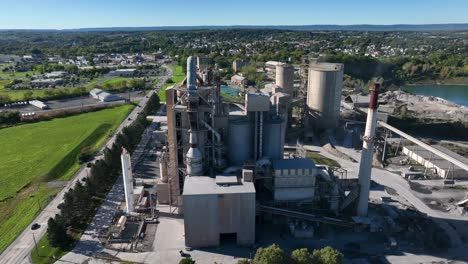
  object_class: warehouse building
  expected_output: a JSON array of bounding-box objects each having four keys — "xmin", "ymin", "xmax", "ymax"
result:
[
  {"xmin": 402, "ymin": 145, "xmax": 468, "ymax": 179},
  {"xmin": 182, "ymin": 175, "xmax": 256, "ymax": 247},
  {"xmin": 89, "ymin": 88, "xmax": 122, "ymax": 102},
  {"xmin": 109, "ymin": 68, "xmax": 136, "ymax": 77}
]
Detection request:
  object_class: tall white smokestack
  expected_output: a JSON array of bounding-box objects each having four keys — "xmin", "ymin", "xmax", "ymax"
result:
[
  {"xmin": 356, "ymin": 82, "xmax": 380, "ymax": 216},
  {"xmin": 121, "ymin": 148, "xmax": 134, "ymax": 214}
]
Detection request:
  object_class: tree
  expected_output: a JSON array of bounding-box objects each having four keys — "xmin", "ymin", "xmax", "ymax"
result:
[
  {"xmin": 179, "ymin": 258, "xmax": 195, "ymax": 264},
  {"xmin": 0, "ymin": 94, "xmax": 11, "ymax": 104},
  {"xmin": 291, "ymin": 248, "xmax": 314, "ymax": 264},
  {"xmin": 237, "ymin": 260, "xmax": 252, "ymax": 264},
  {"xmin": 23, "ymin": 90, "xmax": 34, "ymax": 101},
  {"xmin": 72, "ymin": 181, "xmax": 93, "ymax": 223},
  {"xmin": 0, "ymin": 111, "xmax": 21, "ymax": 125},
  {"xmin": 47, "ymin": 216, "xmax": 71, "ymax": 249},
  {"xmin": 253, "ymin": 244, "xmax": 290, "ymax": 264},
  {"xmin": 312, "ymin": 246, "xmax": 343, "ymax": 264}
]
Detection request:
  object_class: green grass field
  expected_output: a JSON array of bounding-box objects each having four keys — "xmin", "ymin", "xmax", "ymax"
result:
[
  {"xmin": 101, "ymin": 77, "xmax": 129, "ymax": 85},
  {"xmin": 158, "ymin": 65, "xmax": 184, "ymax": 101},
  {"xmin": 0, "ymin": 105, "xmax": 134, "ymax": 253},
  {"xmin": 307, "ymin": 151, "xmax": 341, "ymax": 167},
  {"xmin": 31, "ymin": 234, "xmax": 68, "ymax": 264}
]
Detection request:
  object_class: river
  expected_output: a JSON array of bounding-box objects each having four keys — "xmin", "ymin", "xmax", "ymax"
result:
[{"xmin": 403, "ymin": 85, "xmax": 468, "ymax": 107}]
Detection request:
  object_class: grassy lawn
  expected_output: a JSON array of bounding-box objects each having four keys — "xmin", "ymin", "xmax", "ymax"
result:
[
  {"xmin": 31, "ymin": 234, "xmax": 68, "ymax": 264},
  {"xmin": 220, "ymin": 91, "xmax": 243, "ymax": 103},
  {"xmin": 158, "ymin": 65, "xmax": 185, "ymax": 101},
  {"xmin": 101, "ymin": 77, "xmax": 129, "ymax": 85},
  {"xmin": 307, "ymin": 151, "xmax": 341, "ymax": 167},
  {"xmin": 0, "ymin": 104, "xmax": 134, "ymax": 253}
]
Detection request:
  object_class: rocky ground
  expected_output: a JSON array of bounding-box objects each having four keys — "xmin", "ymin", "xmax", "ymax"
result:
[{"xmin": 380, "ymin": 90, "xmax": 468, "ymax": 120}]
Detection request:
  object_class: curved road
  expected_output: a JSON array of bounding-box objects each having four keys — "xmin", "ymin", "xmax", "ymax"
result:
[{"xmin": 0, "ymin": 65, "xmax": 172, "ymax": 264}]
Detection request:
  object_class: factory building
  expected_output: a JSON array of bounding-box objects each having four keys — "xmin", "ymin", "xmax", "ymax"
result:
[
  {"xmin": 306, "ymin": 62, "xmax": 344, "ymax": 130},
  {"xmin": 162, "ymin": 57, "xmax": 290, "ymax": 246},
  {"xmin": 161, "ymin": 56, "xmax": 369, "ymax": 249},
  {"xmin": 183, "ymin": 175, "xmax": 255, "ymax": 247},
  {"xmin": 89, "ymin": 88, "xmax": 122, "ymax": 102}
]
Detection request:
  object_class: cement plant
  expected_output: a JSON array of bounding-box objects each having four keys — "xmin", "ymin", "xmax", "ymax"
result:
[
  {"xmin": 2, "ymin": 27, "xmax": 468, "ymax": 264},
  {"xmin": 32, "ymin": 54, "xmax": 465, "ymax": 264}
]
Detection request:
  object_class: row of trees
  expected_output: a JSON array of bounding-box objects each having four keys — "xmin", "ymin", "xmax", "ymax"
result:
[
  {"xmin": 96, "ymin": 78, "xmax": 146, "ymax": 91},
  {"xmin": 244, "ymin": 244, "xmax": 343, "ymax": 264},
  {"xmin": 35, "ymin": 63, "xmax": 79, "ymax": 75},
  {"xmin": 0, "ymin": 110, "xmax": 21, "ymax": 125},
  {"xmin": 180, "ymin": 244, "xmax": 343, "ymax": 264},
  {"xmin": 47, "ymin": 93, "xmax": 160, "ymax": 248}
]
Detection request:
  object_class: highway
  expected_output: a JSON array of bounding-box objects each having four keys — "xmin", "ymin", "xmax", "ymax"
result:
[{"xmin": 0, "ymin": 64, "xmax": 172, "ymax": 264}]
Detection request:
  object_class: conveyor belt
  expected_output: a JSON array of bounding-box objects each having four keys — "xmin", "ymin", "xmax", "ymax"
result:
[{"xmin": 258, "ymin": 205, "xmax": 353, "ymax": 227}]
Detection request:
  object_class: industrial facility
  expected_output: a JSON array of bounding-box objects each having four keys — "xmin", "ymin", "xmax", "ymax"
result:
[
  {"xmin": 152, "ymin": 56, "xmax": 383, "ymax": 248},
  {"xmin": 98, "ymin": 55, "xmax": 468, "ymax": 263}
]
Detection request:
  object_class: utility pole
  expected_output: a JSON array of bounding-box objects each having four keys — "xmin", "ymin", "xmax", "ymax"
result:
[{"xmin": 32, "ymin": 232, "xmax": 39, "ymax": 257}]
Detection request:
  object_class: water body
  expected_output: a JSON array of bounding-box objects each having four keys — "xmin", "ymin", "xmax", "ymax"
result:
[
  {"xmin": 403, "ymin": 85, "xmax": 468, "ymax": 107},
  {"xmin": 221, "ymin": 85, "xmax": 241, "ymax": 96}
]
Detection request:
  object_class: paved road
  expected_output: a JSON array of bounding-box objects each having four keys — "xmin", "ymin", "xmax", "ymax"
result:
[{"xmin": 0, "ymin": 65, "xmax": 172, "ymax": 264}]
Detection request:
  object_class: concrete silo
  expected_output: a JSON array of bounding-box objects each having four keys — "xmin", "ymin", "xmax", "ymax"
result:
[
  {"xmin": 263, "ymin": 118, "xmax": 286, "ymax": 160},
  {"xmin": 275, "ymin": 64, "xmax": 295, "ymax": 96},
  {"xmin": 306, "ymin": 63, "xmax": 344, "ymax": 130},
  {"xmin": 228, "ymin": 119, "xmax": 253, "ymax": 166}
]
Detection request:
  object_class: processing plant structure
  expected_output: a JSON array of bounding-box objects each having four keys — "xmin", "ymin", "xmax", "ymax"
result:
[{"xmin": 156, "ymin": 56, "xmax": 380, "ymax": 248}]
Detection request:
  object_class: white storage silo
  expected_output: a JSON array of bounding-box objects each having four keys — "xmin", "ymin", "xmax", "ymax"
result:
[
  {"xmin": 276, "ymin": 64, "xmax": 295, "ymax": 96},
  {"xmin": 307, "ymin": 63, "xmax": 344, "ymax": 129}
]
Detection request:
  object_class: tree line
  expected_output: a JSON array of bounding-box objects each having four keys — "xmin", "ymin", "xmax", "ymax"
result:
[
  {"xmin": 0, "ymin": 111, "xmax": 21, "ymax": 126},
  {"xmin": 47, "ymin": 93, "xmax": 160, "ymax": 248},
  {"xmin": 180, "ymin": 244, "xmax": 343, "ymax": 264}
]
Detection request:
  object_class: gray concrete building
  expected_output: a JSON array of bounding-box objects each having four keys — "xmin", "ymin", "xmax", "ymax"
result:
[
  {"xmin": 272, "ymin": 159, "xmax": 317, "ymax": 201},
  {"xmin": 182, "ymin": 175, "xmax": 256, "ymax": 247}
]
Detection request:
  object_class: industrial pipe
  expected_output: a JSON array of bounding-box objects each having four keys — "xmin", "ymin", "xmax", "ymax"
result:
[{"xmin": 259, "ymin": 112, "xmax": 264, "ymax": 158}]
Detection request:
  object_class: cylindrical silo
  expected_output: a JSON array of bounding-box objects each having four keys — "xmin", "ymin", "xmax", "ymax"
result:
[
  {"xmin": 276, "ymin": 64, "xmax": 294, "ymax": 96},
  {"xmin": 306, "ymin": 63, "xmax": 344, "ymax": 130},
  {"xmin": 228, "ymin": 119, "xmax": 253, "ymax": 166},
  {"xmin": 262, "ymin": 118, "xmax": 286, "ymax": 160}
]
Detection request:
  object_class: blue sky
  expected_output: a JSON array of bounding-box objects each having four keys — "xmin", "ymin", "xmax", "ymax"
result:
[{"xmin": 0, "ymin": 0, "xmax": 467, "ymax": 29}]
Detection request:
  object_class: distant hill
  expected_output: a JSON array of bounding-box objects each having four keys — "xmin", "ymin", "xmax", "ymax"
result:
[{"xmin": 2, "ymin": 24, "xmax": 468, "ymax": 32}]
